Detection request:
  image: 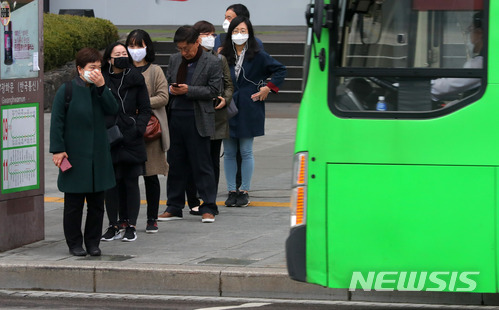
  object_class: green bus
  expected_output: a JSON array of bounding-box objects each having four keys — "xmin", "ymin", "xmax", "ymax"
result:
[{"xmin": 286, "ymin": 0, "xmax": 497, "ymax": 294}]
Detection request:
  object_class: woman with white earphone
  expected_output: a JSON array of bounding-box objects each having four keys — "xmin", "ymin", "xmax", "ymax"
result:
[
  {"xmin": 219, "ymin": 16, "xmax": 287, "ymax": 208},
  {"xmin": 100, "ymin": 42, "xmax": 151, "ymax": 243}
]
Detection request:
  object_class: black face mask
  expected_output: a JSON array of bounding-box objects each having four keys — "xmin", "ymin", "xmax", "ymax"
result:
[{"xmin": 113, "ymin": 57, "xmax": 131, "ymax": 69}]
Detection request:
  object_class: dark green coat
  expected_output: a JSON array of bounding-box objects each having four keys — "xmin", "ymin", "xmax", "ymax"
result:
[{"xmin": 50, "ymin": 78, "xmax": 119, "ymax": 193}]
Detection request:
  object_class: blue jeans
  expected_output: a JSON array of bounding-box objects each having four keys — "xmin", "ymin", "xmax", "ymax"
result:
[{"xmin": 223, "ymin": 137, "xmax": 254, "ymax": 192}]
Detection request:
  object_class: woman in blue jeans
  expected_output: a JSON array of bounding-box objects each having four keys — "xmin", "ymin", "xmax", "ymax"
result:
[{"xmin": 220, "ymin": 16, "xmax": 286, "ymax": 207}]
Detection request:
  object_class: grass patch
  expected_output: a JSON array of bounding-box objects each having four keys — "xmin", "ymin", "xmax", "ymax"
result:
[
  {"xmin": 255, "ymin": 31, "xmax": 282, "ymax": 35},
  {"xmin": 118, "ymin": 28, "xmax": 176, "ymax": 34},
  {"xmin": 118, "ymin": 28, "xmax": 175, "ymax": 42},
  {"xmin": 151, "ymin": 36, "xmax": 173, "ymax": 42}
]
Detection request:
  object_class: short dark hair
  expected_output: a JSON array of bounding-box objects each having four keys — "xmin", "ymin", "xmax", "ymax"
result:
[
  {"xmin": 220, "ymin": 16, "xmax": 259, "ymax": 65},
  {"xmin": 227, "ymin": 4, "xmax": 250, "ymax": 18},
  {"xmin": 174, "ymin": 25, "xmax": 199, "ymax": 44},
  {"xmin": 126, "ymin": 29, "xmax": 155, "ymax": 63},
  {"xmin": 193, "ymin": 20, "xmax": 216, "ymax": 34},
  {"xmin": 75, "ymin": 47, "xmax": 102, "ymax": 69}
]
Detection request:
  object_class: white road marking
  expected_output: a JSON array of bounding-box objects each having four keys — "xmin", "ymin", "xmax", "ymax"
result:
[{"xmin": 194, "ymin": 303, "xmax": 271, "ymax": 310}]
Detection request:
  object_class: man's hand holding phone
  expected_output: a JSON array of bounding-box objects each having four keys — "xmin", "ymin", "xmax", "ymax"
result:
[{"xmin": 170, "ymin": 83, "xmax": 188, "ymax": 95}]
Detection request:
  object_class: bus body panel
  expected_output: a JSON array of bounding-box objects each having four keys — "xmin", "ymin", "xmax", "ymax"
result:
[
  {"xmin": 298, "ymin": 87, "xmax": 499, "ymax": 291},
  {"xmin": 326, "ymin": 164, "xmax": 496, "ymax": 292}
]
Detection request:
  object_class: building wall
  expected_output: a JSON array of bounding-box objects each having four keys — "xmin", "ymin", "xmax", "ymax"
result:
[{"xmin": 49, "ymin": 0, "xmax": 308, "ymax": 26}]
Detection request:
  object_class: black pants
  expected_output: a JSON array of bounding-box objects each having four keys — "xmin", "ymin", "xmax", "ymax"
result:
[
  {"xmin": 186, "ymin": 138, "xmax": 222, "ymax": 208},
  {"xmin": 105, "ymin": 176, "xmax": 141, "ymax": 226},
  {"xmin": 166, "ymin": 110, "xmax": 217, "ymax": 215},
  {"xmin": 64, "ymin": 192, "xmax": 105, "ymax": 250},
  {"xmin": 144, "ymin": 175, "xmax": 160, "ymax": 220}
]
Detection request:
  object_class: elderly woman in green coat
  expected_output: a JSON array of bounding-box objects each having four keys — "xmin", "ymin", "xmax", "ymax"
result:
[{"xmin": 50, "ymin": 47, "xmax": 118, "ymax": 257}]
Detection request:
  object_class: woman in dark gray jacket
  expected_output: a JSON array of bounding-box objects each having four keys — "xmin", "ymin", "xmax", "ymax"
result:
[{"xmin": 185, "ymin": 20, "xmax": 234, "ymax": 215}]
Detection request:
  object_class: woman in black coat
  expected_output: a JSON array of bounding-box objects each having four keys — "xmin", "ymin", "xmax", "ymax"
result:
[{"xmin": 100, "ymin": 42, "xmax": 151, "ymax": 242}]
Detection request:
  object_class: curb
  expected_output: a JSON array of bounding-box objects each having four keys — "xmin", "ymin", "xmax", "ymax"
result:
[{"xmin": 0, "ymin": 261, "xmax": 340, "ymax": 300}]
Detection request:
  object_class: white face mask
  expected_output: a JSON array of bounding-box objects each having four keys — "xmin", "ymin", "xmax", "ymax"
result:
[
  {"xmin": 82, "ymin": 70, "xmax": 95, "ymax": 84},
  {"xmin": 222, "ymin": 19, "xmax": 231, "ymax": 32},
  {"xmin": 128, "ymin": 47, "xmax": 147, "ymax": 63},
  {"xmin": 232, "ymin": 33, "xmax": 249, "ymax": 46},
  {"xmin": 201, "ymin": 36, "xmax": 215, "ymax": 50}
]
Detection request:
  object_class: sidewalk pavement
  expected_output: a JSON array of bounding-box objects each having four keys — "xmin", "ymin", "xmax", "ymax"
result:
[{"xmin": 0, "ymin": 105, "xmax": 345, "ymax": 300}]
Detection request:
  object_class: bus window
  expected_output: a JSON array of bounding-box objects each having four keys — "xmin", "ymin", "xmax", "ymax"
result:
[{"xmin": 332, "ymin": 0, "xmax": 486, "ymax": 115}]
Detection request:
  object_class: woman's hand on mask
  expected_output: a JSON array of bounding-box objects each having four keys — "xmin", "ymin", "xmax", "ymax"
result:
[{"xmin": 90, "ymin": 69, "xmax": 105, "ymax": 87}]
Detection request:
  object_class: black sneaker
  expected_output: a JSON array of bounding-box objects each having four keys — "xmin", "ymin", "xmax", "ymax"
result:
[
  {"xmin": 146, "ymin": 220, "xmax": 158, "ymax": 234},
  {"xmin": 236, "ymin": 191, "xmax": 250, "ymax": 207},
  {"xmin": 225, "ymin": 191, "xmax": 238, "ymax": 207},
  {"xmin": 101, "ymin": 225, "xmax": 120, "ymax": 241},
  {"xmin": 122, "ymin": 226, "xmax": 137, "ymax": 242}
]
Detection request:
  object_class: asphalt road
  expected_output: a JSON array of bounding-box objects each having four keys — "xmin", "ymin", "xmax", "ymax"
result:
[{"xmin": 2, "ymin": 290, "xmax": 495, "ymax": 310}]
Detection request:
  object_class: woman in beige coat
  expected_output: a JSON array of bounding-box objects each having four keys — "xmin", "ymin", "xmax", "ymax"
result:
[{"xmin": 126, "ymin": 29, "xmax": 169, "ymax": 233}]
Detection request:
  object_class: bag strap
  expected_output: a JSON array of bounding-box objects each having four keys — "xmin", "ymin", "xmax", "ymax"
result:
[
  {"xmin": 148, "ymin": 65, "xmax": 156, "ymax": 91},
  {"xmin": 64, "ymin": 80, "xmax": 72, "ymax": 111},
  {"xmin": 216, "ymin": 54, "xmax": 224, "ymax": 96}
]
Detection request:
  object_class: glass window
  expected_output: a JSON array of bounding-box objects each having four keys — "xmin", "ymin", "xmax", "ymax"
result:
[{"xmin": 332, "ymin": 0, "xmax": 486, "ymax": 116}]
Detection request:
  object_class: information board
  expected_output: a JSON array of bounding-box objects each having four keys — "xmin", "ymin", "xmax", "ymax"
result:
[{"xmin": 1, "ymin": 102, "xmax": 39, "ymax": 193}]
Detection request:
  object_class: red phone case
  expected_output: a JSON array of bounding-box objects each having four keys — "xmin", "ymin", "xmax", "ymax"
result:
[{"xmin": 60, "ymin": 157, "xmax": 72, "ymax": 172}]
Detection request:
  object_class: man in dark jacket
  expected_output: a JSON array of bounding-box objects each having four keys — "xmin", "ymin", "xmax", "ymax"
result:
[{"xmin": 158, "ymin": 25, "xmax": 222, "ymax": 223}]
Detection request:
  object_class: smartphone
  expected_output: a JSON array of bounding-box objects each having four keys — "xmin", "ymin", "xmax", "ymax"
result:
[
  {"xmin": 213, "ymin": 97, "xmax": 222, "ymax": 107},
  {"xmin": 60, "ymin": 157, "xmax": 72, "ymax": 172},
  {"xmin": 171, "ymin": 83, "xmax": 179, "ymax": 87}
]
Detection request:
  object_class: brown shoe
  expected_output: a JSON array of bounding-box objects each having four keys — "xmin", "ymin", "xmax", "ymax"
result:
[
  {"xmin": 201, "ymin": 213, "xmax": 215, "ymax": 223},
  {"xmin": 157, "ymin": 211, "xmax": 183, "ymax": 222}
]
